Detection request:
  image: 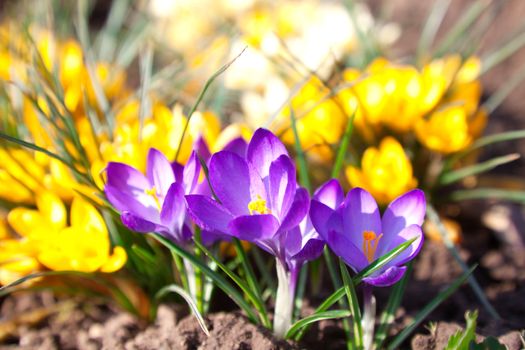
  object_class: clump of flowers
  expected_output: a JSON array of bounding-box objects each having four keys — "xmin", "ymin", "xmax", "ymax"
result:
[
  {"xmin": 0, "ymin": 1, "xmax": 521, "ymax": 347},
  {"xmin": 0, "ymin": 191, "xmax": 126, "ymax": 285}
]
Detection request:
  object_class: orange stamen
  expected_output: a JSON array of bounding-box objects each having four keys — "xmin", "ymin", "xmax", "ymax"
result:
[{"xmin": 362, "ymin": 231, "xmax": 383, "ymax": 263}]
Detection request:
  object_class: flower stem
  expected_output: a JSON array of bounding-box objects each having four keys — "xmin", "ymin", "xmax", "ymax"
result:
[
  {"xmin": 362, "ymin": 286, "xmax": 376, "ymax": 350},
  {"xmin": 274, "ymin": 259, "xmax": 297, "ymax": 338},
  {"xmin": 172, "ymin": 251, "xmax": 189, "ymax": 292}
]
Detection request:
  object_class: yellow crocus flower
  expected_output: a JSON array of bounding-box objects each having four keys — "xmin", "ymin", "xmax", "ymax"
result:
[
  {"xmin": 345, "ymin": 137, "xmax": 417, "ymax": 205},
  {"xmin": 0, "ymin": 192, "xmax": 126, "ymax": 285},
  {"xmin": 82, "ymin": 99, "xmax": 240, "ymax": 189},
  {"xmin": 278, "ymin": 77, "xmax": 347, "ymax": 163},
  {"xmin": 416, "ymin": 105, "xmax": 471, "ymax": 154},
  {"xmin": 340, "ymin": 59, "xmax": 429, "ymax": 133}
]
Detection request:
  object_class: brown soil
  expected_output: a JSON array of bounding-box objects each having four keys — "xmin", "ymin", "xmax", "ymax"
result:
[
  {"xmin": 411, "ymin": 322, "xmax": 523, "ymax": 350},
  {"xmin": 0, "ymin": 293, "xmax": 297, "ymax": 350}
]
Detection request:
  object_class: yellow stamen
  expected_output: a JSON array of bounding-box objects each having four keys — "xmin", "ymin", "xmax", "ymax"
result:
[
  {"xmin": 248, "ymin": 195, "xmax": 271, "ymax": 215},
  {"xmin": 362, "ymin": 231, "xmax": 383, "ymax": 263},
  {"xmin": 144, "ymin": 187, "xmax": 162, "ymax": 211}
]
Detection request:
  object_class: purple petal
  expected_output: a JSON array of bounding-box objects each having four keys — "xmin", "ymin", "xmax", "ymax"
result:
[
  {"xmin": 146, "ymin": 148, "xmax": 175, "ymax": 196},
  {"xmin": 105, "ymin": 183, "xmax": 159, "ymax": 223},
  {"xmin": 362, "ymin": 266, "xmax": 407, "ymax": 287},
  {"xmin": 194, "ymin": 136, "xmax": 212, "ymax": 163},
  {"xmin": 228, "ymin": 214, "xmax": 280, "ymax": 242},
  {"xmin": 222, "ymin": 137, "xmax": 248, "ymax": 157},
  {"xmin": 247, "ymin": 128, "xmax": 288, "ymax": 178},
  {"xmin": 280, "ymin": 187, "xmax": 309, "ymax": 232},
  {"xmin": 201, "ymin": 229, "xmax": 230, "ymax": 246},
  {"xmin": 106, "ymin": 162, "xmax": 150, "ymax": 196},
  {"xmin": 313, "ymin": 179, "xmax": 344, "ymax": 209},
  {"xmin": 185, "ymin": 194, "xmax": 235, "ymax": 234},
  {"xmin": 290, "ymin": 238, "xmax": 325, "ymax": 265},
  {"xmin": 180, "ymin": 223, "xmax": 193, "ymax": 243},
  {"xmin": 121, "ymin": 211, "xmax": 161, "ymax": 233},
  {"xmin": 209, "ymin": 151, "xmax": 252, "ymax": 216},
  {"xmin": 247, "ymin": 161, "xmax": 268, "ymax": 205},
  {"xmin": 341, "ymin": 188, "xmax": 381, "ymax": 253},
  {"xmin": 268, "ymin": 155, "xmax": 297, "ymax": 220},
  {"xmin": 172, "ymin": 162, "xmax": 184, "ymax": 183},
  {"xmin": 376, "ymin": 224, "xmax": 424, "ymax": 266},
  {"xmin": 183, "ymin": 151, "xmax": 202, "ymax": 194},
  {"xmin": 160, "ymin": 183, "xmax": 186, "ymax": 235},
  {"xmin": 382, "ymin": 189, "xmax": 426, "ymax": 241},
  {"xmin": 309, "ymin": 200, "xmax": 337, "ymax": 240},
  {"xmin": 327, "ymin": 230, "xmax": 369, "ymax": 272}
]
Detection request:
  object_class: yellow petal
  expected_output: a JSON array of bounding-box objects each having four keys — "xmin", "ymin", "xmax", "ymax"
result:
[
  {"xmin": 7, "ymin": 208, "xmax": 47, "ymax": 237},
  {"xmin": 0, "ymin": 170, "xmax": 34, "ymax": 204},
  {"xmin": 0, "ymin": 216, "xmax": 8, "ymax": 239},
  {"xmin": 100, "ymin": 246, "xmax": 127, "ymax": 273},
  {"xmin": 36, "ymin": 191, "xmax": 67, "ymax": 230},
  {"xmin": 70, "ymin": 196, "xmax": 107, "ymax": 236},
  {"xmin": 0, "ymin": 256, "xmax": 41, "ymax": 285}
]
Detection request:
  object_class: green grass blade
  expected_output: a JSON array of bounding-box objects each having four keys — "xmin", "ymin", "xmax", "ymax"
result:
[
  {"xmin": 450, "ymin": 188, "xmax": 525, "ymax": 203},
  {"xmin": 174, "ymin": 47, "xmax": 246, "ymax": 162},
  {"xmin": 354, "ymin": 237, "xmax": 417, "ymax": 285},
  {"xmin": 293, "ymin": 263, "xmax": 308, "ymax": 322},
  {"xmin": 97, "ymin": 0, "xmax": 129, "ymax": 61},
  {"xmin": 151, "ymin": 233, "xmax": 259, "ymax": 323},
  {"xmin": 290, "ymin": 107, "xmax": 311, "ymax": 192},
  {"xmin": 434, "ymin": 0, "xmax": 491, "ymax": 57},
  {"xmin": 387, "ymin": 265, "xmax": 476, "ymax": 350},
  {"xmin": 294, "ymin": 286, "xmax": 346, "ymax": 341},
  {"xmin": 76, "ymin": 0, "xmax": 114, "ymax": 133},
  {"xmin": 340, "ymin": 259, "xmax": 362, "ymax": 349},
  {"xmin": 448, "ymin": 130, "xmax": 525, "ymax": 166},
  {"xmin": 252, "ymin": 248, "xmax": 276, "ymax": 299},
  {"xmin": 331, "ymin": 111, "xmax": 356, "ymax": 179},
  {"xmin": 416, "ymin": 0, "xmax": 452, "ymax": 63},
  {"xmin": 232, "ymin": 237, "xmax": 268, "ymax": 325},
  {"xmin": 439, "ymin": 153, "xmax": 520, "ymax": 185},
  {"xmin": 192, "ymin": 238, "xmax": 269, "ymax": 327},
  {"xmin": 426, "ymin": 204, "xmax": 499, "ymax": 319},
  {"xmin": 343, "ymin": 0, "xmax": 378, "ymax": 65},
  {"xmin": 374, "ymin": 263, "xmax": 413, "ymax": 349},
  {"xmin": 483, "ymin": 65, "xmax": 525, "ymax": 114},
  {"xmin": 155, "ymin": 284, "xmax": 210, "ymax": 336},
  {"xmin": 286, "ymin": 310, "xmax": 351, "ymax": 339},
  {"xmin": 482, "ymin": 28, "xmax": 525, "ymax": 75},
  {"xmin": 115, "ymin": 18, "xmax": 150, "ymax": 68},
  {"xmin": 138, "ymin": 43, "xmax": 154, "ymax": 141},
  {"xmin": 0, "ymin": 270, "xmax": 138, "ymax": 316},
  {"xmin": 0, "ymin": 132, "xmax": 86, "ymax": 179}
]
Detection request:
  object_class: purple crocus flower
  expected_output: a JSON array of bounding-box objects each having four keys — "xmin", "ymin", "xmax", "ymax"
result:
[
  {"xmin": 186, "ymin": 128, "xmax": 314, "ymax": 262},
  {"xmin": 310, "ymin": 181, "xmax": 425, "ymax": 287},
  {"xmin": 185, "ymin": 128, "xmax": 324, "ymax": 336},
  {"xmin": 194, "ymin": 135, "xmax": 248, "ymax": 162},
  {"xmin": 104, "ymin": 148, "xmax": 205, "ymax": 245}
]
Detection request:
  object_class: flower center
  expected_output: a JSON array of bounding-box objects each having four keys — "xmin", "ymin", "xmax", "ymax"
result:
[
  {"xmin": 248, "ymin": 195, "xmax": 271, "ymax": 215},
  {"xmin": 362, "ymin": 231, "xmax": 383, "ymax": 263},
  {"xmin": 144, "ymin": 187, "xmax": 162, "ymax": 211}
]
